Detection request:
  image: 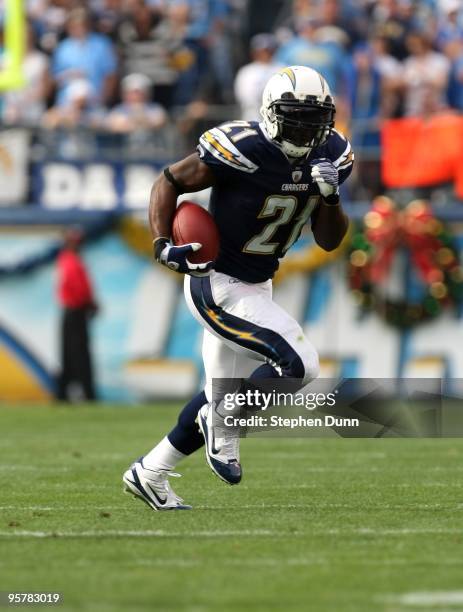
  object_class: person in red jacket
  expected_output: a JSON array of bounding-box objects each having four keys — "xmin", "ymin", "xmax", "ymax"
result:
[{"xmin": 56, "ymin": 228, "xmax": 98, "ymax": 401}]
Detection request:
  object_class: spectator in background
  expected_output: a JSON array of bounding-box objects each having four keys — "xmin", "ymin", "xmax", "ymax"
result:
[
  {"xmin": 105, "ymin": 73, "xmax": 167, "ymax": 132},
  {"xmin": 52, "ymin": 7, "xmax": 117, "ymax": 106},
  {"xmin": 370, "ymin": 0, "xmax": 417, "ymax": 60},
  {"xmin": 349, "ymin": 41, "xmax": 383, "ymax": 197},
  {"xmin": 317, "ymin": 0, "xmax": 367, "ymax": 50},
  {"xmin": 370, "ymin": 33, "xmax": 402, "ymax": 84},
  {"xmin": 204, "ymin": 0, "xmax": 235, "ymax": 103},
  {"xmin": 173, "ymin": 0, "xmax": 234, "ymax": 105},
  {"xmin": 275, "ymin": 16, "xmax": 352, "ymax": 99},
  {"xmin": 41, "ymin": 80, "xmax": 103, "ymax": 159},
  {"xmin": 2, "ymin": 24, "xmax": 50, "ymax": 126},
  {"xmin": 445, "ymin": 37, "xmax": 463, "ymax": 110},
  {"xmin": 42, "ymin": 79, "xmax": 103, "ymax": 129},
  {"xmin": 402, "ymin": 30, "xmax": 450, "ymax": 116},
  {"xmin": 234, "ymin": 33, "xmax": 281, "ymax": 121},
  {"xmin": 277, "ymin": 0, "xmax": 314, "ymax": 32},
  {"xmin": 28, "ymin": 0, "xmax": 74, "ymax": 54},
  {"xmin": 350, "ymin": 42, "xmax": 382, "ymax": 146},
  {"xmin": 370, "ymin": 34, "xmax": 402, "ymax": 116},
  {"xmin": 115, "ymin": 0, "xmax": 192, "ymax": 108},
  {"xmin": 93, "ymin": 0, "xmax": 124, "ymax": 38},
  {"xmin": 436, "ymin": 0, "xmax": 463, "ymax": 50},
  {"xmin": 56, "ymin": 228, "xmax": 98, "ymax": 402}
]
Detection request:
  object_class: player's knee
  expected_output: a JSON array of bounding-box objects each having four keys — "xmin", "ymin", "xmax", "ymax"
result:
[
  {"xmin": 295, "ymin": 343, "xmax": 319, "ymax": 386},
  {"xmin": 301, "ymin": 349, "xmax": 320, "ymax": 385},
  {"xmin": 284, "ymin": 345, "xmax": 319, "ymax": 386}
]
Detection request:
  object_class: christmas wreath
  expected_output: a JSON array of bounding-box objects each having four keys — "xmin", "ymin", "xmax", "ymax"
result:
[{"xmin": 348, "ymin": 197, "xmax": 463, "ymax": 328}]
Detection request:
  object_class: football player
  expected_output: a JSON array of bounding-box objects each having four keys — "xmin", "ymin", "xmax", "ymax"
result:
[{"xmin": 123, "ymin": 66, "xmax": 354, "ymax": 510}]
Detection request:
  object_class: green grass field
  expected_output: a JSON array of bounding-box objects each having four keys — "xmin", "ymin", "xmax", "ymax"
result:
[{"xmin": 1, "ymin": 403, "xmax": 463, "ymax": 612}]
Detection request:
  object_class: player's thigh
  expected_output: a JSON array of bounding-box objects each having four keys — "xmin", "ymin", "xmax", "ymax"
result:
[
  {"xmin": 185, "ymin": 273, "xmax": 267, "ymax": 363},
  {"xmin": 185, "ymin": 272, "xmax": 319, "ymax": 384},
  {"xmin": 226, "ymin": 286, "xmax": 319, "ymax": 383}
]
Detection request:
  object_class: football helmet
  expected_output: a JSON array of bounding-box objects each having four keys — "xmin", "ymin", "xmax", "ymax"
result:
[{"xmin": 261, "ymin": 65, "xmax": 336, "ymax": 158}]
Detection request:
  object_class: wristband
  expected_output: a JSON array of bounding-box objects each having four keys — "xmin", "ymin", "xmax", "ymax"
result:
[{"xmin": 322, "ymin": 193, "xmax": 340, "ymax": 206}]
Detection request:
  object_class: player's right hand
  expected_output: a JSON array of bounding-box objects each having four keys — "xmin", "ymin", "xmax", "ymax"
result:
[
  {"xmin": 310, "ymin": 158, "xmax": 340, "ymax": 205},
  {"xmin": 153, "ymin": 238, "xmax": 213, "ymax": 277}
]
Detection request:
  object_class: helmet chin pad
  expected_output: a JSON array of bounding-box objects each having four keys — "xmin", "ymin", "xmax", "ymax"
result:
[{"xmin": 280, "ymin": 139, "xmax": 311, "ymax": 158}]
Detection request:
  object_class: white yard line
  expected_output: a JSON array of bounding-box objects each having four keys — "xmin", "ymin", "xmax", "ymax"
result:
[
  {"xmin": 62, "ymin": 556, "xmax": 330, "ymax": 569},
  {"xmin": 386, "ymin": 591, "xmax": 463, "ymax": 606},
  {"xmin": 196, "ymin": 502, "xmax": 459, "ymax": 511},
  {"xmin": 0, "ymin": 502, "xmax": 457, "ymax": 512},
  {"xmin": 0, "ymin": 505, "xmax": 127, "ymax": 511},
  {"xmin": 0, "ymin": 465, "xmax": 73, "ymax": 472},
  {"xmin": 0, "ymin": 529, "xmax": 276, "ymax": 539},
  {"xmin": 263, "ymin": 452, "xmax": 387, "ymax": 460},
  {"xmin": 325, "ymin": 527, "xmax": 463, "ymax": 535},
  {"xmin": 197, "ymin": 503, "xmax": 459, "ymax": 511},
  {"xmin": 0, "ymin": 506, "xmax": 56, "ymax": 511},
  {"xmin": 250, "ymin": 466, "xmax": 382, "ymax": 472},
  {"xmin": 0, "ymin": 527, "xmax": 461, "ymax": 539},
  {"xmin": 394, "ymin": 482, "xmax": 462, "ymax": 488},
  {"xmin": 0, "ymin": 504, "xmax": 312, "ymax": 511}
]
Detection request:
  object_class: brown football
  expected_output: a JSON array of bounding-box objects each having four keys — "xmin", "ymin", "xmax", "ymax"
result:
[{"xmin": 171, "ymin": 201, "xmax": 220, "ymax": 264}]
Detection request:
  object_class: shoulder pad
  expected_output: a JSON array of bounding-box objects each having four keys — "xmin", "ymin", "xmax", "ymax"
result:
[
  {"xmin": 329, "ymin": 129, "xmax": 354, "ymax": 171},
  {"xmin": 198, "ymin": 125, "xmax": 259, "ymax": 174}
]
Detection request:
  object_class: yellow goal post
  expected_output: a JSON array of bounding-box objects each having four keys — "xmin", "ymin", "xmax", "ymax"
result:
[{"xmin": 0, "ymin": 0, "xmax": 25, "ymax": 91}]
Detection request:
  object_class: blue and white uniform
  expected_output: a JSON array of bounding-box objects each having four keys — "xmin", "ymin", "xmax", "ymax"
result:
[{"xmin": 184, "ymin": 120, "xmax": 354, "ymax": 398}]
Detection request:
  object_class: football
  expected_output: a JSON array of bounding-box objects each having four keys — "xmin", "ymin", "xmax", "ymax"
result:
[{"xmin": 172, "ymin": 200, "xmax": 220, "ymax": 263}]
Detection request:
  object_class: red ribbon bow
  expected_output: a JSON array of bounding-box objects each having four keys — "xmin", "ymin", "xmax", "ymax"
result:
[{"xmin": 364, "ymin": 197, "xmax": 445, "ymax": 285}]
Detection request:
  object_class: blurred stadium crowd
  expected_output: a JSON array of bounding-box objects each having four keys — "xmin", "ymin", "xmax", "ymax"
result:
[
  {"xmin": 1, "ymin": 1, "xmax": 462, "ymax": 403},
  {"xmin": 1, "ymin": 0, "xmax": 463, "ymax": 197}
]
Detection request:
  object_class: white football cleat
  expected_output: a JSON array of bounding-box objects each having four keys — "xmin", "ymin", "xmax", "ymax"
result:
[
  {"xmin": 198, "ymin": 403, "xmax": 242, "ymax": 485},
  {"xmin": 123, "ymin": 457, "xmax": 192, "ymax": 511}
]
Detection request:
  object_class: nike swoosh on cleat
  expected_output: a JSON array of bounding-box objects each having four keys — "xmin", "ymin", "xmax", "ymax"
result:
[
  {"xmin": 126, "ymin": 476, "xmax": 151, "ymax": 501},
  {"xmin": 211, "ymin": 435, "xmax": 220, "ymax": 456},
  {"xmin": 146, "ymin": 482, "xmax": 167, "ymax": 506},
  {"xmin": 200, "ymin": 411, "xmax": 220, "ymax": 455},
  {"xmin": 209, "ymin": 426, "xmax": 225, "ymax": 458},
  {"xmin": 130, "ymin": 468, "xmax": 165, "ymax": 506},
  {"xmin": 204, "ymin": 422, "xmax": 220, "ymax": 455}
]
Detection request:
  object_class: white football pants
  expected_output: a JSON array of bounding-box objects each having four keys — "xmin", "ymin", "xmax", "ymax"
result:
[{"xmin": 184, "ymin": 270, "xmax": 319, "ymax": 401}]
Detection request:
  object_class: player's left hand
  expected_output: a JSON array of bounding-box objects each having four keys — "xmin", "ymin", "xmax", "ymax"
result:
[
  {"xmin": 310, "ymin": 158, "xmax": 339, "ymax": 205},
  {"xmin": 154, "ymin": 238, "xmax": 213, "ymax": 277}
]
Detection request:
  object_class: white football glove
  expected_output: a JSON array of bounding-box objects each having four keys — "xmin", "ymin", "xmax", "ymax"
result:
[{"xmin": 310, "ymin": 158, "xmax": 339, "ymax": 204}]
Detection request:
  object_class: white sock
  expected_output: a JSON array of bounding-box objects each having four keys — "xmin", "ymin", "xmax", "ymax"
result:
[{"xmin": 143, "ymin": 436, "xmax": 186, "ymax": 472}]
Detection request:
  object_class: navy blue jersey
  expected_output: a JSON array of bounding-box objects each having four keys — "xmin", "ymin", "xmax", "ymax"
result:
[{"xmin": 197, "ymin": 121, "xmax": 353, "ymax": 283}]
